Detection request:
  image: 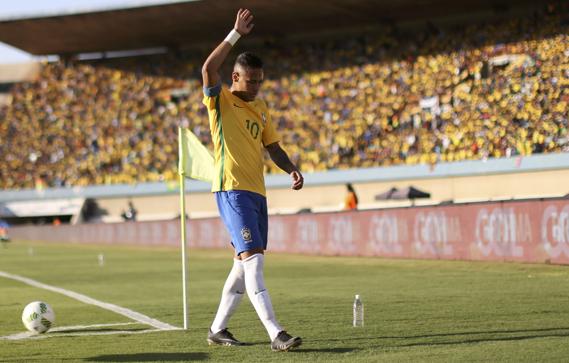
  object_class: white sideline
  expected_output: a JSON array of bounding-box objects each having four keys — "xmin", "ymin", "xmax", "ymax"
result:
[
  {"xmin": 0, "ymin": 271, "xmax": 180, "ymax": 331},
  {"xmin": 49, "ymin": 322, "xmax": 139, "ymax": 332},
  {"xmin": 2, "ymin": 327, "xmax": 167, "ymax": 341},
  {"xmin": 2, "ymin": 322, "xmax": 140, "ymax": 340}
]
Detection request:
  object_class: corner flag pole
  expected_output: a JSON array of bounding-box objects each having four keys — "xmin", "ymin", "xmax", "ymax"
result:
[
  {"xmin": 178, "ymin": 128, "xmax": 189, "ymax": 330},
  {"xmin": 178, "ymin": 126, "xmax": 215, "ymax": 330}
]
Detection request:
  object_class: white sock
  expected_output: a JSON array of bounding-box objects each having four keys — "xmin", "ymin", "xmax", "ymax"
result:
[
  {"xmin": 210, "ymin": 259, "xmax": 246, "ymax": 334},
  {"xmin": 242, "ymin": 254, "xmax": 283, "ymax": 341}
]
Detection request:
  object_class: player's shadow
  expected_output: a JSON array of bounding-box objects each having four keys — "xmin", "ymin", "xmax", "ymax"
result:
[
  {"xmin": 85, "ymin": 352, "xmax": 208, "ymax": 362},
  {"xmin": 233, "ymin": 340, "xmax": 358, "ymax": 354}
]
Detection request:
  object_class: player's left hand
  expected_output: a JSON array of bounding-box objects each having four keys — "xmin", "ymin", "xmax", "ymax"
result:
[
  {"xmin": 234, "ymin": 8, "xmax": 254, "ymax": 35},
  {"xmin": 290, "ymin": 170, "xmax": 304, "ymax": 190}
]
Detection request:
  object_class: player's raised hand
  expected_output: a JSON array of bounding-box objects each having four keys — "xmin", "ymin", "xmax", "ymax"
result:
[{"xmin": 234, "ymin": 8, "xmax": 254, "ymax": 35}]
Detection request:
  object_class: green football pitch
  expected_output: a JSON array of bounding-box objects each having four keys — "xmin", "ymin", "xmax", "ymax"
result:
[{"xmin": 1, "ymin": 240, "xmax": 569, "ymax": 362}]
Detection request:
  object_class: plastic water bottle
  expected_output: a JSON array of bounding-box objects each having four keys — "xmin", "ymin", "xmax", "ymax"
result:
[{"xmin": 353, "ymin": 294, "xmax": 364, "ymax": 327}]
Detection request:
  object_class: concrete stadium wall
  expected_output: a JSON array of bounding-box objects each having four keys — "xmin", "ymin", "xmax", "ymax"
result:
[
  {"xmin": 10, "ymin": 197, "xmax": 569, "ymax": 265},
  {"xmin": 94, "ymin": 167, "xmax": 569, "ymax": 221},
  {"xmin": 2, "ymin": 152, "xmax": 569, "ymax": 221}
]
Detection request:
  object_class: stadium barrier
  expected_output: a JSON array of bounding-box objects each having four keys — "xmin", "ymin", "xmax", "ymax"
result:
[
  {"xmin": 9, "ymin": 198, "xmax": 569, "ymax": 265},
  {"xmin": 2, "ymin": 153, "xmax": 569, "ymax": 224}
]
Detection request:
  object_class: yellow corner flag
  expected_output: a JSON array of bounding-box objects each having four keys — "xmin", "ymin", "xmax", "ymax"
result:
[{"xmin": 178, "ymin": 127, "xmax": 215, "ymax": 182}]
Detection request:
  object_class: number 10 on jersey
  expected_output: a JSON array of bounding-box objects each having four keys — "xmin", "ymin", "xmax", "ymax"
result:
[{"xmin": 245, "ymin": 119, "xmax": 260, "ymax": 139}]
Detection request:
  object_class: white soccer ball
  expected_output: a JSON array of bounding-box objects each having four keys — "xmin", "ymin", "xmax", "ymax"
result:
[{"xmin": 21, "ymin": 301, "xmax": 55, "ymax": 334}]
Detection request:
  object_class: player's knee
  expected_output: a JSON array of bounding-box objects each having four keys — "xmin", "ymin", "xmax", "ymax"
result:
[
  {"xmin": 239, "ymin": 248, "xmax": 264, "ymax": 260},
  {"xmin": 242, "ymin": 254, "xmax": 266, "ymax": 291}
]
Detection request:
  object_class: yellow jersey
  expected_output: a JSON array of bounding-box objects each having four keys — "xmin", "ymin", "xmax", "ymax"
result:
[{"xmin": 203, "ymin": 85, "xmax": 280, "ymax": 196}]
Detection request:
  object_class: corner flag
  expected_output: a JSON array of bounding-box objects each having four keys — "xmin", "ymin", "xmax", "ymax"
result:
[
  {"xmin": 177, "ymin": 127, "xmax": 214, "ymax": 330},
  {"xmin": 178, "ymin": 127, "xmax": 215, "ymax": 181}
]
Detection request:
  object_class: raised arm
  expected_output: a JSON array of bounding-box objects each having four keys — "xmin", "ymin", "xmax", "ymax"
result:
[
  {"xmin": 201, "ymin": 8, "xmax": 255, "ymax": 88},
  {"xmin": 266, "ymin": 142, "xmax": 304, "ymax": 190}
]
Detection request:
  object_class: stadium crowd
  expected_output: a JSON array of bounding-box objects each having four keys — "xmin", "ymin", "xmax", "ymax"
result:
[{"xmin": 0, "ymin": 5, "xmax": 567, "ymax": 189}]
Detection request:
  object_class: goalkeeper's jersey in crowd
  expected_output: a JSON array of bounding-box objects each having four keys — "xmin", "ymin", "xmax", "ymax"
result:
[{"xmin": 203, "ymin": 84, "xmax": 280, "ymax": 197}]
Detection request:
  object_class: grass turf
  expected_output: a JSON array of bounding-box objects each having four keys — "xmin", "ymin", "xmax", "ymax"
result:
[{"xmin": 1, "ymin": 240, "xmax": 569, "ymax": 362}]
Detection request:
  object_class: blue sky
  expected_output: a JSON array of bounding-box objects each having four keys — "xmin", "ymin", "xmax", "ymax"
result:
[{"xmin": 0, "ymin": 0, "xmax": 186, "ymax": 64}]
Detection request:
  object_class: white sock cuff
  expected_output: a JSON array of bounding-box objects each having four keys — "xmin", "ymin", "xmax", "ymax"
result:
[
  {"xmin": 232, "ymin": 258, "xmax": 244, "ymax": 271},
  {"xmin": 242, "ymin": 253, "xmax": 264, "ymax": 265},
  {"xmin": 242, "ymin": 253, "xmax": 282, "ymax": 339},
  {"xmin": 210, "ymin": 259, "xmax": 246, "ymax": 333},
  {"xmin": 227, "ymin": 258, "xmax": 245, "ymax": 292}
]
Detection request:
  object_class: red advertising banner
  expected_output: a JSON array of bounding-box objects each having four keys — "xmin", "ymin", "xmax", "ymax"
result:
[{"xmin": 10, "ymin": 199, "xmax": 569, "ymax": 264}]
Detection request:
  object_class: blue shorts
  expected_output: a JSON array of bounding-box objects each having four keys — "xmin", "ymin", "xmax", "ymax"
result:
[{"xmin": 215, "ymin": 190, "xmax": 268, "ymax": 255}]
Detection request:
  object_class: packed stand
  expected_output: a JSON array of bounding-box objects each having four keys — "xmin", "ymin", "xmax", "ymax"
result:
[{"xmin": 0, "ymin": 5, "xmax": 567, "ymax": 189}]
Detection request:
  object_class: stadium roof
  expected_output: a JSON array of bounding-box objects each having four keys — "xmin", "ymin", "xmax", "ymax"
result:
[{"xmin": 0, "ymin": 0, "xmax": 536, "ymax": 56}]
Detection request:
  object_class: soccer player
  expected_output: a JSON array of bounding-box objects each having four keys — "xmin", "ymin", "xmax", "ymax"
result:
[{"xmin": 201, "ymin": 8, "xmax": 304, "ymax": 352}]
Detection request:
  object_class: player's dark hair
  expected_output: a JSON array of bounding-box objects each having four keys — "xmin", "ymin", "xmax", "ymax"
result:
[{"xmin": 235, "ymin": 52, "xmax": 263, "ymax": 69}]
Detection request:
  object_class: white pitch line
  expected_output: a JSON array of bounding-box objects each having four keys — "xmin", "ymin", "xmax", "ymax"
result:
[
  {"xmin": 2, "ymin": 327, "xmax": 172, "ymax": 341},
  {"xmin": 1, "ymin": 332, "xmax": 36, "ymax": 340},
  {"xmin": 49, "ymin": 322, "xmax": 139, "ymax": 332},
  {"xmin": 0, "ymin": 270, "xmax": 180, "ymax": 331}
]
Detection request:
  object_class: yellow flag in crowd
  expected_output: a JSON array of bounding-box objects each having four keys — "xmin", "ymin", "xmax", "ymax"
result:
[{"xmin": 178, "ymin": 127, "xmax": 215, "ymax": 182}]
